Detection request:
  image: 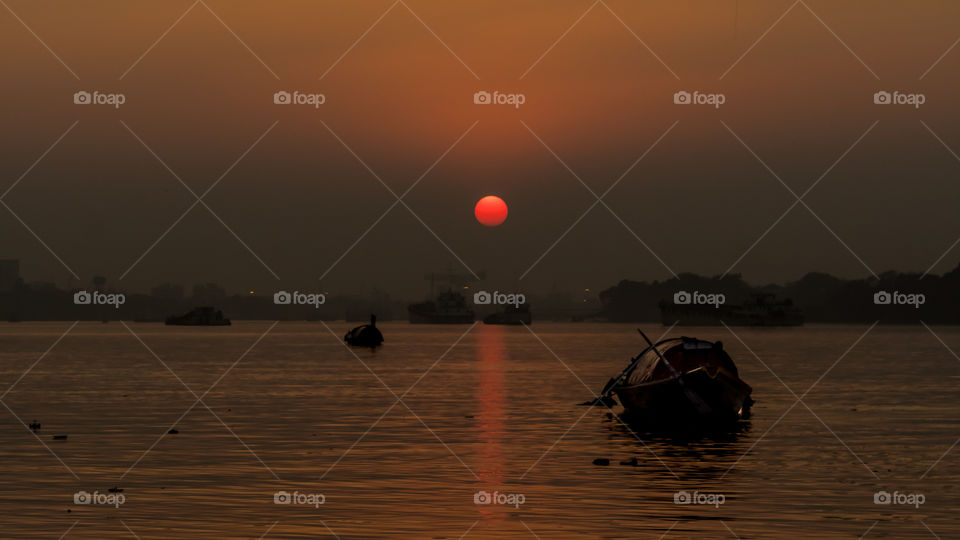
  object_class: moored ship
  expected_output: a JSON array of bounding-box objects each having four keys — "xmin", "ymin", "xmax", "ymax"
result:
[{"xmin": 408, "ymin": 290, "xmax": 475, "ymax": 324}]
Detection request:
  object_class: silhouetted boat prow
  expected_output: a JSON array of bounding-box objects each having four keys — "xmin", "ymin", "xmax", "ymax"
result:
[
  {"xmin": 165, "ymin": 307, "xmax": 231, "ymax": 326},
  {"xmin": 599, "ymin": 332, "xmax": 753, "ymax": 427},
  {"xmin": 344, "ymin": 314, "xmax": 384, "ymax": 347}
]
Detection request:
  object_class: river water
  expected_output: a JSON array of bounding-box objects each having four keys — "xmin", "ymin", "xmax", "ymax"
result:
[{"xmin": 0, "ymin": 322, "xmax": 957, "ymax": 538}]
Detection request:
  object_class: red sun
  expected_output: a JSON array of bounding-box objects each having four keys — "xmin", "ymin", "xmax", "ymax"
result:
[{"xmin": 475, "ymin": 195, "xmax": 508, "ymax": 227}]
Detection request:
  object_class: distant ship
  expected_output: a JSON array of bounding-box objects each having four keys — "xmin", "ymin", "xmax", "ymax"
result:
[
  {"xmin": 483, "ymin": 304, "xmax": 532, "ymax": 325},
  {"xmin": 660, "ymin": 294, "xmax": 803, "ymax": 326},
  {"xmin": 408, "ymin": 290, "xmax": 474, "ymax": 324},
  {"xmin": 165, "ymin": 307, "xmax": 231, "ymax": 326}
]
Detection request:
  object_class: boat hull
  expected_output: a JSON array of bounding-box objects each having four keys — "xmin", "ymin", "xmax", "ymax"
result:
[{"xmin": 614, "ymin": 366, "xmax": 752, "ymax": 425}]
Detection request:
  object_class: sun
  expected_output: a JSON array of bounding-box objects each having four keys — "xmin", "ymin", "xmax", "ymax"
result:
[{"xmin": 475, "ymin": 196, "xmax": 508, "ymax": 227}]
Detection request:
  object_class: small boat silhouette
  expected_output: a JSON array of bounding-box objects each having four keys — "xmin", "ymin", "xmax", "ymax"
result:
[
  {"xmin": 344, "ymin": 315, "xmax": 384, "ymax": 347},
  {"xmin": 29, "ymin": 420, "xmax": 41, "ymax": 431}
]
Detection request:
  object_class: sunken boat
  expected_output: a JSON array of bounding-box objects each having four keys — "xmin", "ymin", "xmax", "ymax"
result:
[
  {"xmin": 344, "ymin": 315, "xmax": 384, "ymax": 347},
  {"xmin": 607, "ymin": 335, "xmax": 752, "ymax": 425},
  {"xmin": 165, "ymin": 307, "xmax": 231, "ymax": 326}
]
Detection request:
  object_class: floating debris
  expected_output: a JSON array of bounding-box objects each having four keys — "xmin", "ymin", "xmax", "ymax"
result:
[
  {"xmin": 592, "ymin": 458, "xmax": 610, "ymax": 466},
  {"xmin": 29, "ymin": 420, "xmax": 41, "ymax": 431},
  {"xmin": 168, "ymin": 429, "xmax": 179, "ymax": 434},
  {"xmin": 108, "ymin": 487, "xmax": 123, "ymax": 493},
  {"xmin": 52, "ymin": 435, "xmax": 68, "ymax": 440},
  {"xmin": 619, "ymin": 457, "xmax": 639, "ymax": 467}
]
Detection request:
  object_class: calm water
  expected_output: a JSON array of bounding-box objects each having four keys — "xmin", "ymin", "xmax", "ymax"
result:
[{"xmin": 0, "ymin": 322, "xmax": 958, "ymax": 539}]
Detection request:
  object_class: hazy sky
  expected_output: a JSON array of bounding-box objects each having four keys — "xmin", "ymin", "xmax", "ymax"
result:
[{"xmin": 2, "ymin": 1, "xmax": 960, "ymax": 298}]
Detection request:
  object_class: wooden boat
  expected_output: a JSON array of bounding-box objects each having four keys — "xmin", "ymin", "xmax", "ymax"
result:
[
  {"xmin": 344, "ymin": 315, "xmax": 384, "ymax": 347},
  {"xmin": 610, "ymin": 336, "xmax": 752, "ymax": 425}
]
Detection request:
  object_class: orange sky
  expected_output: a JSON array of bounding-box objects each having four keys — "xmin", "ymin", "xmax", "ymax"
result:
[{"xmin": 3, "ymin": 1, "xmax": 960, "ymax": 295}]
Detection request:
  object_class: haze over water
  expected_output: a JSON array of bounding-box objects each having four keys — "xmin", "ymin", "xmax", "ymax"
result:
[{"xmin": 1, "ymin": 322, "xmax": 957, "ymax": 538}]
